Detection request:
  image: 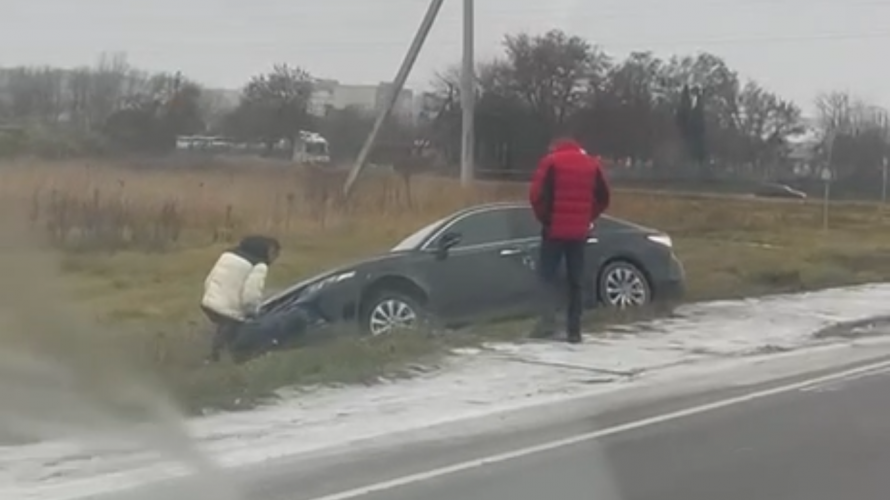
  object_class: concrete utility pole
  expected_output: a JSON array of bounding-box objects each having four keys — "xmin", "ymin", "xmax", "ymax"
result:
[
  {"xmin": 882, "ymin": 156, "xmax": 888, "ymax": 204},
  {"xmin": 822, "ymin": 130, "xmax": 837, "ymax": 232},
  {"xmin": 460, "ymin": 0, "xmax": 475, "ymax": 185},
  {"xmin": 343, "ymin": 0, "xmax": 445, "ymax": 197}
]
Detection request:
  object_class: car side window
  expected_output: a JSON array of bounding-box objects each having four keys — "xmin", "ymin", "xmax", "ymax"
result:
[
  {"xmin": 438, "ymin": 209, "xmax": 511, "ymax": 248},
  {"xmin": 506, "ymin": 207, "xmax": 541, "ymax": 240}
]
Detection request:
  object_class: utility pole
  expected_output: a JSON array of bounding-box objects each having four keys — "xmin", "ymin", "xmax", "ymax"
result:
[
  {"xmin": 882, "ymin": 156, "xmax": 888, "ymax": 204},
  {"xmin": 460, "ymin": 0, "xmax": 475, "ymax": 185},
  {"xmin": 821, "ymin": 167, "xmax": 831, "ymax": 231},
  {"xmin": 822, "ymin": 130, "xmax": 837, "ymax": 232},
  {"xmin": 343, "ymin": 0, "xmax": 445, "ymax": 197}
]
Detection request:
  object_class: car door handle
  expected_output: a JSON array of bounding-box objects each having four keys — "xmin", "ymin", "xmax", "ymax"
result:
[
  {"xmin": 587, "ymin": 237, "xmax": 598, "ymax": 243},
  {"xmin": 499, "ymin": 248, "xmax": 523, "ymax": 257}
]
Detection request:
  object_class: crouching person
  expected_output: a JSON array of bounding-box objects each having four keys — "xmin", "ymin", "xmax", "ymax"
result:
[{"xmin": 200, "ymin": 235, "xmax": 280, "ymax": 363}]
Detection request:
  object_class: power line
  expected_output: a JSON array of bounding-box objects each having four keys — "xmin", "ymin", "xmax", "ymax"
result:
[
  {"xmin": 323, "ymin": 0, "xmax": 890, "ymax": 8},
  {"xmin": 238, "ymin": 30, "xmax": 890, "ymax": 52},
  {"xmin": 595, "ymin": 30, "xmax": 890, "ymax": 49},
  {"xmin": 472, "ymin": 0, "xmax": 890, "ymax": 14},
  {"xmin": 354, "ymin": 0, "xmax": 890, "ymax": 18},
  {"xmin": 295, "ymin": 0, "xmax": 890, "ymax": 39}
]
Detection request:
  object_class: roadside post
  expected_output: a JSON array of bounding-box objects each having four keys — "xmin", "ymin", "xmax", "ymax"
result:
[
  {"xmin": 821, "ymin": 167, "xmax": 832, "ymax": 231},
  {"xmin": 882, "ymin": 156, "xmax": 888, "ymax": 204}
]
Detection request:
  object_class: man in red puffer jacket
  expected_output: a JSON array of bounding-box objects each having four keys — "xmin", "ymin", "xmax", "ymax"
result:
[{"xmin": 529, "ymin": 137, "xmax": 610, "ymax": 343}]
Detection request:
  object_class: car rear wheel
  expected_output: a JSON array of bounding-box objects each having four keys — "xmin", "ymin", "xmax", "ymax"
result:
[
  {"xmin": 598, "ymin": 260, "xmax": 652, "ymax": 308},
  {"xmin": 362, "ymin": 291, "xmax": 424, "ymax": 336}
]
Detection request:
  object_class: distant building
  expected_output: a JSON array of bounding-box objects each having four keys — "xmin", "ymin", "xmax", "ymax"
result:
[
  {"xmin": 786, "ymin": 119, "xmax": 821, "ymax": 177},
  {"xmin": 309, "ymin": 80, "xmax": 420, "ymax": 122}
]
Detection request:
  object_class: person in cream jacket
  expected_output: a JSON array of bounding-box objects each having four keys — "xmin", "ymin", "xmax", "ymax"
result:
[{"xmin": 201, "ymin": 235, "xmax": 280, "ymax": 362}]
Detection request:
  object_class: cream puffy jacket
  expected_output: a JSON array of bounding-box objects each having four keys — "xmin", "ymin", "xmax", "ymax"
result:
[{"xmin": 201, "ymin": 251, "xmax": 268, "ymax": 321}]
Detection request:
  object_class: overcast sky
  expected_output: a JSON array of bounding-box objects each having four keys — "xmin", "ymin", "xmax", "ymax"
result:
[{"xmin": 2, "ymin": 0, "xmax": 888, "ymax": 113}]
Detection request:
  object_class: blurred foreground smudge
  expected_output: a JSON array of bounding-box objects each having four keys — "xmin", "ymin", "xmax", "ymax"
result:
[{"xmin": 0, "ymin": 213, "xmax": 237, "ymax": 499}]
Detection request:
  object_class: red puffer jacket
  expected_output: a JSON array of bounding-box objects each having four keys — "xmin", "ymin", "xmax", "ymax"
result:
[{"xmin": 528, "ymin": 139, "xmax": 611, "ymax": 241}]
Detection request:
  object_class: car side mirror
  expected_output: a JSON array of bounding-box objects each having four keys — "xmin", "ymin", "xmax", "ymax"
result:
[{"xmin": 435, "ymin": 232, "xmax": 462, "ymax": 260}]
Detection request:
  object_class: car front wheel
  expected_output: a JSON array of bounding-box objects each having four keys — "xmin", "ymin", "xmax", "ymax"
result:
[
  {"xmin": 598, "ymin": 261, "xmax": 652, "ymax": 308},
  {"xmin": 361, "ymin": 292, "xmax": 424, "ymax": 336}
]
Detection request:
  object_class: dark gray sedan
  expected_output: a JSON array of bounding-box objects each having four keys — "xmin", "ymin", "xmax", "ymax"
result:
[{"xmin": 256, "ymin": 202, "xmax": 684, "ymax": 341}]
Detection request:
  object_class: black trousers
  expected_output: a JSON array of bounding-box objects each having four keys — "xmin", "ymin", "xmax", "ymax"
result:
[
  {"xmin": 537, "ymin": 238, "xmax": 586, "ymax": 337},
  {"xmin": 202, "ymin": 306, "xmax": 243, "ymax": 361}
]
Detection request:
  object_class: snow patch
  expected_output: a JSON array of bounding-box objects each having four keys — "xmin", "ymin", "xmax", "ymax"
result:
[
  {"xmin": 484, "ymin": 284, "xmax": 890, "ymax": 369},
  {"xmin": 4, "ymin": 283, "xmax": 890, "ymax": 499}
]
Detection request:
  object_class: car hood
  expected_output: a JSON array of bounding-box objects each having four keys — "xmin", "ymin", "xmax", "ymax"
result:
[
  {"xmin": 262, "ymin": 251, "xmax": 411, "ymax": 305},
  {"xmin": 603, "ymin": 215, "xmax": 663, "ymax": 236}
]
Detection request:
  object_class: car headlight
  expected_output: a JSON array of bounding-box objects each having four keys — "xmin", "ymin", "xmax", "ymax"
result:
[
  {"xmin": 304, "ymin": 271, "xmax": 356, "ymax": 295},
  {"xmin": 647, "ymin": 234, "xmax": 673, "ymax": 248}
]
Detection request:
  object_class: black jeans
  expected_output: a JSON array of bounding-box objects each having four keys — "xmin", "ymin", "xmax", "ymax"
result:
[
  {"xmin": 202, "ymin": 306, "xmax": 243, "ymax": 362},
  {"xmin": 536, "ymin": 238, "xmax": 586, "ymax": 338}
]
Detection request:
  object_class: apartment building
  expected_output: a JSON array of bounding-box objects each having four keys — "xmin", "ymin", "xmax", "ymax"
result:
[{"xmin": 309, "ymin": 80, "xmax": 420, "ymax": 122}]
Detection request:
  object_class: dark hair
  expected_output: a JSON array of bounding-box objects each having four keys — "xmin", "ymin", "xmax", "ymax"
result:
[{"xmin": 234, "ymin": 235, "xmax": 280, "ymax": 264}]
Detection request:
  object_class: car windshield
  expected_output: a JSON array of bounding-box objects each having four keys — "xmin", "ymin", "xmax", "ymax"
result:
[{"xmin": 391, "ymin": 216, "xmax": 450, "ymax": 251}]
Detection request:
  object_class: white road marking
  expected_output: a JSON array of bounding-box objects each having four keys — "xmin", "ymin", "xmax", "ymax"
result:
[
  {"xmin": 304, "ymin": 357, "xmax": 890, "ymax": 500},
  {"xmin": 799, "ymin": 364, "xmax": 890, "ymax": 393}
]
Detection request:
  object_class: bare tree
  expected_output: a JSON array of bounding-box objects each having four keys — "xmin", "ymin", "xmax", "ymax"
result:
[
  {"xmin": 581, "ymin": 51, "xmax": 672, "ymax": 162},
  {"xmin": 814, "ymin": 91, "xmax": 855, "ymax": 136},
  {"xmin": 501, "ymin": 30, "xmax": 610, "ymax": 129},
  {"xmin": 735, "ymin": 81, "xmax": 803, "ymax": 177},
  {"xmin": 225, "ymin": 64, "xmax": 315, "ymax": 152},
  {"xmin": 814, "ymin": 91, "xmax": 889, "ymax": 181},
  {"xmin": 86, "ymin": 53, "xmax": 132, "ymax": 130}
]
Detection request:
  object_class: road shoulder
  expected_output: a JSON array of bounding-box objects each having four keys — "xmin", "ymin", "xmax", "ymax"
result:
[{"xmin": 232, "ymin": 338, "xmax": 890, "ymax": 500}]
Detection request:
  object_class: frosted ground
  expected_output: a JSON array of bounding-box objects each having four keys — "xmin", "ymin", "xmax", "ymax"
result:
[{"xmin": 4, "ymin": 283, "xmax": 890, "ymax": 499}]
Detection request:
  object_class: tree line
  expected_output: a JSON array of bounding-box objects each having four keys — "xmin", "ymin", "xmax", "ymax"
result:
[
  {"xmin": 0, "ymin": 53, "xmax": 206, "ymax": 156},
  {"xmin": 0, "ymin": 54, "xmax": 404, "ymax": 163},
  {"xmin": 429, "ymin": 30, "xmax": 887, "ymax": 187},
  {"xmin": 0, "ymin": 31, "xmax": 888, "ymax": 192}
]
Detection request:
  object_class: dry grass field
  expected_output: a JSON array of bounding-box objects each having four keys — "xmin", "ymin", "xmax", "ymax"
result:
[{"xmin": 2, "ymin": 157, "xmax": 890, "ymax": 413}]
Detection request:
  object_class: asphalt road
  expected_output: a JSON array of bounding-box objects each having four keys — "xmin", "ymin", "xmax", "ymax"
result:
[
  {"xmin": 98, "ymin": 345, "xmax": 890, "ymax": 500},
  {"xmin": 299, "ymin": 358, "xmax": 890, "ymax": 500}
]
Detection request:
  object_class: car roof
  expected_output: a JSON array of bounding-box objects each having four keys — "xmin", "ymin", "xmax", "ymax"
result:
[
  {"xmin": 453, "ymin": 201, "xmax": 525, "ymax": 216},
  {"xmin": 451, "ymin": 202, "xmax": 618, "ymax": 223},
  {"xmin": 448, "ymin": 202, "xmax": 664, "ymax": 236}
]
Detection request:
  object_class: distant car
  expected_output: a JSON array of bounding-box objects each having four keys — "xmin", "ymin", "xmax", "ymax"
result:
[
  {"xmin": 755, "ymin": 183, "xmax": 807, "ymax": 199},
  {"xmin": 253, "ymin": 203, "xmax": 685, "ymax": 344}
]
